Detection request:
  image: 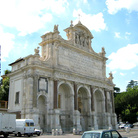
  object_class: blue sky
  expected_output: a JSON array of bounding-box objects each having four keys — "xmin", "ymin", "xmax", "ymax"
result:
[{"xmin": 0, "ymin": 0, "xmax": 138, "ymax": 92}]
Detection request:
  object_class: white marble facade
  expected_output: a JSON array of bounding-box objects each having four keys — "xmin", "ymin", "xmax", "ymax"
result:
[{"xmin": 8, "ymin": 21, "xmax": 117, "ymax": 132}]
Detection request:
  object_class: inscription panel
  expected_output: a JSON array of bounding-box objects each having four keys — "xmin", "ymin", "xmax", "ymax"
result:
[
  {"xmin": 58, "ymin": 47, "xmax": 103, "ymax": 77},
  {"xmin": 38, "ymin": 77, "xmax": 48, "ymax": 92}
]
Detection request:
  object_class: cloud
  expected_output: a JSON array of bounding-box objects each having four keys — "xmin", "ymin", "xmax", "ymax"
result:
[
  {"xmin": 83, "ymin": 0, "xmax": 88, "ymax": 3},
  {"xmin": 73, "ymin": 9, "xmax": 107, "ymax": 32},
  {"xmin": 73, "ymin": 0, "xmax": 88, "ymax": 7},
  {"xmin": 106, "ymin": 0, "xmax": 138, "ymax": 14},
  {"xmin": 112, "ymin": 71, "xmax": 117, "ymax": 74},
  {"xmin": 115, "ymin": 32, "xmax": 121, "ymax": 38},
  {"xmin": 107, "ymin": 44, "xmax": 138, "ymax": 70},
  {"xmin": 114, "ymin": 32, "xmax": 131, "ymax": 39},
  {"xmin": 125, "ymin": 32, "xmax": 131, "ymax": 39},
  {"xmin": 125, "ymin": 32, "xmax": 131, "ymax": 35},
  {"xmin": 0, "ymin": 26, "xmax": 15, "ymax": 61},
  {"xmin": 120, "ymin": 72, "xmax": 125, "ymax": 76},
  {"xmin": 0, "ymin": 0, "xmax": 68, "ymax": 36}
]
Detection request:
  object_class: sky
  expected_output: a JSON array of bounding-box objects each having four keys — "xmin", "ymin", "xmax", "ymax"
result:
[{"xmin": 0, "ymin": 0, "xmax": 138, "ymax": 92}]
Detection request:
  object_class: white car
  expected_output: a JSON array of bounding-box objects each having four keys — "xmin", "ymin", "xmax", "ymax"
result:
[
  {"xmin": 33, "ymin": 129, "xmax": 42, "ymax": 136},
  {"xmin": 81, "ymin": 129, "xmax": 124, "ymax": 138},
  {"xmin": 119, "ymin": 124, "xmax": 126, "ymax": 129}
]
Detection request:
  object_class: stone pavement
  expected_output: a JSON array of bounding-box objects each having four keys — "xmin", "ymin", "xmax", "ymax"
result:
[
  {"xmin": 5, "ymin": 129, "xmax": 138, "ymax": 138},
  {"xmin": 37, "ymin": 134, "xmax": 81, "ymax": 138},
  {"xmin": 39, "ymin": 129, "xmax": 138, "ymax": 138}
]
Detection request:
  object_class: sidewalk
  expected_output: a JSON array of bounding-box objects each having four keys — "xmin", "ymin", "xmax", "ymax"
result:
[{"xmin": 39, "ymin": 133, "xmax": 81, "ymax": 138}]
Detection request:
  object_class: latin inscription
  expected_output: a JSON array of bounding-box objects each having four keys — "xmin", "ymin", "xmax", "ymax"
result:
[{"xmin": 58, "ymin": 47, "xmax": 103, "ymax": 77}]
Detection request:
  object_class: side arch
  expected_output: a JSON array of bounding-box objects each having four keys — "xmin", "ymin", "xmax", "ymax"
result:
[
  {"xmin": 93, "ymin": 88, "xmax": 105, "ymax": 129},
  {"xmin": 37, "ymin": 94, "xmax": 47, "ymax": 129}
]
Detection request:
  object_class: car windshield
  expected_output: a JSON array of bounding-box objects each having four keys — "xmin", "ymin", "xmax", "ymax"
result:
[{"xmin": 83, "ymin": 132, "xmax": 100, "ymax": 138}]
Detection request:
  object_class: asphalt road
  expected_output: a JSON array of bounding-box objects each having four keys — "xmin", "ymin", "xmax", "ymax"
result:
[{"xmin": 0, "ymin": 129, "xmax": 138, "ymax": 138}]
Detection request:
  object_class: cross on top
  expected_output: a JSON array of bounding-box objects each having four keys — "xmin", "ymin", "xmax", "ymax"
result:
[{"xmin": 78, "ymin": 14, "xmax": 82, "ymax": 23}]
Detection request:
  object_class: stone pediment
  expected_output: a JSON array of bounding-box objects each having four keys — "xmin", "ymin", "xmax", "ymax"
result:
[{"xmin": 64, "ymin": 21, "xmax": 94, "ymax": 52}]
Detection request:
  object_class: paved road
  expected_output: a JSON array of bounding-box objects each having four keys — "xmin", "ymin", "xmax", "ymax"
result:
[{"xmin": 0, "ymin": 129, "xmax": 138, "ymax": 138}]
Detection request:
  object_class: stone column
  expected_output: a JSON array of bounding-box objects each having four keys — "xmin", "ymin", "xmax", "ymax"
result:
[
  {"xmin": 53, "ymin": 80, "xmax": 58, "ymax": 109},
  {"xmin": 73, "ymin": 82, "xmax": 82, "ymax": 132},
  {"xmin": 29, "ymin": 73, "xmax": 40, "ymax": 130},
  {"xmin": 33, "ymin": 73, "xmax": 39, "ymax": 107},
  {"xmin": 69, "ymin": 94, "xmax": 74, "ymax": 112},
  {"xmin": 90, "ymin": 86, "xmax": 94, "ymax": 111},
  {"xmin": 25, "ymin": 74, "xmax": 34, "ymax": 119},
  {"xmin": 111, "ymin": 90, "xmax": 115, "ymax": 113},
  {"xmin": 104, "ymin": 89, "xmax": 108, "ymax": 113},
  {"xmin": 93, "ymin": 114, "xmax": 98, "ymax": 130},
  {"xmin": 53, "ymin": 80, "xmax": 61, "ymax": 130},
  {"xmin": 21, "ymin": 75, "xmax": 27, "ymax": 119},
  {"xmin": 74, "ymin": 83, "xmax": 78, "ymax": 110},
  {"xmin": 90, "ymin": 86, "xmax": 96, "ymax": 129},
  {"xmin": 87, "ymin": 96, "xmax": 92, "ymax": 130},
  {"xmin": 104, "ymin": 90, "xmax": 112, "ymax": 129},
  {"xmin": 102, "ymin": 96, "xmax": 106, "ymax": 129},
  {"xmin": 110, "ymin": 90, "xmax": 117, "ymax": 129}
]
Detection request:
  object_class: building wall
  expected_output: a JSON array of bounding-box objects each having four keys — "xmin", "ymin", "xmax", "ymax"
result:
[{"xmin": 8, "ymin": 21, "xmax": 117, "ymax": 132}]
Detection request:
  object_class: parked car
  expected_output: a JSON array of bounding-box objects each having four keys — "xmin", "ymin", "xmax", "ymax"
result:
[
  {"xmin": 81, "ymin": 129, "xmax": 125, "ymax": 138},
  {"xmin": 124, "ymin": 124, "xmax": 133, "ymax": 128},
  {"xmin": 118, "ymin": 123, "xmax": 126, "ymax": 129},
  {"xmin": 33, "ymin": 129, "xmax": 42, "ymax": 136}
]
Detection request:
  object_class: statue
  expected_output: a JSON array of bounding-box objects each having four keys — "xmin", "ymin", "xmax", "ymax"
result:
[
  {"xmin": 84, "ymin": 36, "xmax": 89, "ymax": 47},
  {"xmin": 75, "ymin": 33, "xmax": 80, "ymax": 44},
  {"xmin": 54, "ymin": 24, "xmax": 59, "ymax": 32},
  {"xmin": 70, "ymin": 20, "xmax": 73, "ymax": 27},
  {"xmin": 101, "ymin": 47, "xmax": 106, "ymax": 57},
  {"xmin": 34, "ymin": 47, "xmax": 39, "ymax": 55},
  {"xmin": 66, "ymin": 30, "xmax": 72, "ymax": 40},
  {"xmin": 80, "ymin": 33, "xmax": 84, "ymax": 46},
  {"xmin": 108, "ymin": 71, "xmax": 113, "ymax": 82}
]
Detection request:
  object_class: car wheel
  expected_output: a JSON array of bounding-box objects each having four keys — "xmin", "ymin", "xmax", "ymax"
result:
[
  {"xmin": 4, "ymin": 134, "xmax": 8, "ymax": 138},
  {"xmin": 18, "ymin": 132, "xmax": 22, "ymax": 137},
  {"xmin": 37, "ymin": 133, "xmax": 40, "ymax": 136}
]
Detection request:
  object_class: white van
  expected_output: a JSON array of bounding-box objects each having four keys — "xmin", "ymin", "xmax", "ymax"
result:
[
  {"xmin": 0, "ymin": 113, "xmax": 16, "ymax": 137},
  {"xmin": 15, "ymin": 119, "xmax": 35, "ymax": 137}
]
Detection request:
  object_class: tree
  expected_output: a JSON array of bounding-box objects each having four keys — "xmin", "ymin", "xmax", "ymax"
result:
[
  {"xmin": 114, "ymin": 87, "xmax": 120, "ymax": 93},
  {"xmin": 115, "ymin": 84, "xmax": 138, "ymax": 124},
  {"xmin": 127, "ymin": 80, "xmax": 138, "ymax": 90},
  {"xmin": 0, "ymin": 70, "xmax": 11, "ymax": 101}
]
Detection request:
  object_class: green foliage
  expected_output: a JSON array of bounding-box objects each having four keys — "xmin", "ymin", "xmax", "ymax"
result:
[
  {"xmin": 114, "ymin": 87, "xmax": 120, "ymax": 93},
  {"xmin": 0, "ymin": 70, "xmax": 11, "ymax": 101},
  {"xmin": 115, "ymin": 85, "xmax": 138, "ymax": 123},
  {"xmin": 127, "ymin": 80, "xmax": 138, "ymax": 91}
]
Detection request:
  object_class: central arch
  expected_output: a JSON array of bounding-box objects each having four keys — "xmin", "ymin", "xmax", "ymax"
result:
[
  {"xmin": 58, "ymin": 82, "xmax": 74, "ymax": 132},
  {"xmin": 78, "ymin": 87, "xmax": 90, "ymax": 131}
]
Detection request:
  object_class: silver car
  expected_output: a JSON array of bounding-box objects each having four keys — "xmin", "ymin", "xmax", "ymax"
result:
[{"xmin": 81, "ymin": 129, "xmax": 125, "ymax": 138}]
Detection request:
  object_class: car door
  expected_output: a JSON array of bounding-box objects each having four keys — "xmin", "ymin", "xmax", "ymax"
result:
[
  {"xmin": 111, "ymin": 130, "xmax": 122, "ymax": 138},
  {"xmin": 25, "ymin": 122, "xmax": 30, "ymax": 134},
  {"xmin": 29, "ymin": 122, "xmax": 34, "ymax": 133}
]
